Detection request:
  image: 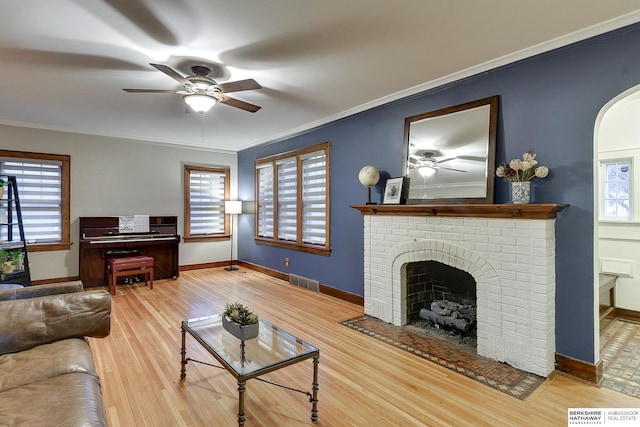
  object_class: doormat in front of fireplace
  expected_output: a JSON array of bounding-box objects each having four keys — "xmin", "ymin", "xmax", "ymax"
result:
[{"xmin": 341, "ymin": 315, "xmax": 545, "ymax": 400}]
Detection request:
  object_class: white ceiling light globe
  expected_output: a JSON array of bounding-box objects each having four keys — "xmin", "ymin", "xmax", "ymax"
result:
[
  {"xmin": 418, "ymin": 166, "xmax": 436, "ymax": 177},
  {"xmin": 184, "ymin": 94, "xmax": 216, "ymax": 113}
]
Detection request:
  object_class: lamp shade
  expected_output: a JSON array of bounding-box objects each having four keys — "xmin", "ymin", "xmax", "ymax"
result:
[
  {"xmin": 184, "ymin": 94, "xmax": 217, "ymax": 113},
  {"xmin": 224, "ymin": 200, "xmax": 243, "ymax": 215}
]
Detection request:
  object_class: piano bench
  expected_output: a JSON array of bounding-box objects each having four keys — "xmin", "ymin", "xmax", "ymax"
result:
[{"xmin": 107, "ymin": 256, "xmax": 154, "ymax": 295}]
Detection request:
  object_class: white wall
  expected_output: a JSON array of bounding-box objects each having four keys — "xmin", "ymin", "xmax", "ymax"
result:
[
  {"xmin": 597, "ymin": 87, "xmax": 640, "ymax": 311},
  {"xmin": 0, "ymin": 124, "xmax": 237, "ymax": 281}
]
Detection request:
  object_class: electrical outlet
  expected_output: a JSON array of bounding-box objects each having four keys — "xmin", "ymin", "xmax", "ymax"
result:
[{"xmin": 285, "ymin": 257, "xmax": 289, "ymax": 268}]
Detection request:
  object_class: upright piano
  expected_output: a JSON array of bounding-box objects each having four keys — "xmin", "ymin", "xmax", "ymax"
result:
[{"xmin": 79, "ymin": 216, "xmax": 180, "ymax": 287}]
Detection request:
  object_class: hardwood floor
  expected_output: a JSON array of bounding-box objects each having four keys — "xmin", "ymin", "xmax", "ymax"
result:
[{"xmin": 89, "ymin": 267, "xmax": 639, "ymax": 426}]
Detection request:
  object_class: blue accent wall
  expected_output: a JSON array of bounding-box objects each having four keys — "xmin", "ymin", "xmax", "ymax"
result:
[{"xmin": 238, "ymin": 23, "xmax": 640, "ymax": 364}]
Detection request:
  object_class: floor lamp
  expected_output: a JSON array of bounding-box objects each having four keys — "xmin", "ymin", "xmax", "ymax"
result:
[{"xmin": 224, "ymin": 200, "xmax": 242, "ymax": 271}]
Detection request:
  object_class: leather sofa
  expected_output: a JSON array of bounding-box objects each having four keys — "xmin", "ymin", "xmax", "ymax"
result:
[{"xmin": 0, "ymin": 281, "xmax": 111, "ymax": 426}]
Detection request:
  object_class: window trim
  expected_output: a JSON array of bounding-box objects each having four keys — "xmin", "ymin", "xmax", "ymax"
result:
[
  {"xmin": 183, "ymin": 165, "xmax": 231, "ymax": 242},
  {"xmin": 254, "ymin": 142, "xmax": 330, "ymax": 256},
  {"xmin": 599, "ymin": 158, "xmax": 633, "ymax": 221},
  {"xmin": 0, "ymin": 150, "xmax": 71, "ymax": 252}
]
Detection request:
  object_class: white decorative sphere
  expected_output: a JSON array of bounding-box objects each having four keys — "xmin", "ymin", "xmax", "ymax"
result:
[{"xmin": 358, "ymin": 165, "xmax": 380, "ymax": 188}]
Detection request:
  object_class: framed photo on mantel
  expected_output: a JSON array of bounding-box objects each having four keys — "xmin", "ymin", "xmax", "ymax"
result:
[{"xmin": 383, "ymin": 177, "xmax": 408, "ymax": 205}]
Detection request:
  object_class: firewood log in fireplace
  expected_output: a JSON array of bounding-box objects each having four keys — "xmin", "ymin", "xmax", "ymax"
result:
[{"xmin": 419, "ymin": 300, "xmax": 476, "ymax": 332}]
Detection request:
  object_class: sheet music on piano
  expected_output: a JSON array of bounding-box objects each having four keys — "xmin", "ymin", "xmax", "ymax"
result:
[{"xmin": 119, "ymin": 215, "xmax": 150, "ymax": 233}]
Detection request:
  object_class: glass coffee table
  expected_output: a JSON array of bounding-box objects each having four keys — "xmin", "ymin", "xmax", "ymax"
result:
[{"xmin": 180, "ymin": 314, "xmax": 319, "ymax": 426}]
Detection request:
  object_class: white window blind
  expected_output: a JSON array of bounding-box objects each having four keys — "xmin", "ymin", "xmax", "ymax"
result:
[
  {"xmin": 0, "ymin": 159, "xmax": 63, "ymax": 243},
  {"xmin": 301, "ymin": 150, "xmax": 327, "ymax": 246},
  {"xmin": 277, "ymin": 157, "xmax": 297, "ymax": 242},
  {"xmin": 188, "ymin": 169, "xmax": 226, "ymax": 235},
  {"xmin": 255, "ymin": 142, "xmax": 329, "ymax": 254},
  {"xmin": 257, "ymin": 163, "xmax": 275, "ymax": 238}
]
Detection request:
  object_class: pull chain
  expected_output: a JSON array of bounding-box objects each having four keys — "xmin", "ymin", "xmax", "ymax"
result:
[{"xmin": 201, "ymin": 112, "xmax": 205, "ymax": 145}]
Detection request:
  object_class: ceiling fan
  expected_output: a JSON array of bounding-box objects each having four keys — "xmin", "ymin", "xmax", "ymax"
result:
[
  {"xmin": 408, "ymin": 150, "xmax": 467, "ymax": 174},
  {"xmin": 123, "ymin": 63, "xmax": 262, "ymax": 113}
]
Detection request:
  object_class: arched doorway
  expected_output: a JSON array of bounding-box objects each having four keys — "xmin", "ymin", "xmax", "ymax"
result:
[{"xmin": 594, "ymin": 83, "xmax": 640, "ymax": 397}]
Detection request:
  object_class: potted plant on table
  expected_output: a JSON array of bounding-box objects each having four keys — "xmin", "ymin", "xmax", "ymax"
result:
[
  {"xmin": 0, "ymin": 249, "xmax": 24, "ymax": 280},
  {"xmin": 222, "ymin": 302, "xmax": 259, "ymax": 341}
]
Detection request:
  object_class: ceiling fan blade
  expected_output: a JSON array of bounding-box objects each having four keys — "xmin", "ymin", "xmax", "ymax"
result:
[
  {"xmin": 215, "ymin": 79, "xmax": 262, "ymax": 93},
  {"xmin": 123, "ymin": 89, "xmax": 178, "ymax": 93},
  {"xmin": 436, "ymin": 158, "xmax": 456, "ymax": 164},
  {"xmin": 441, "ymin": 167, "xmax": 467, "ymax": 173},
  {"xmin": 456, "ymin": 155, "xmax": 486, "ymax": 162},
  {"xmin": 218, "ymin": 95, "xmax": 261, "ymax": 113},
  {"xmin": 150, "ymin": 63, "xmax": 191, "ymax": 86}
]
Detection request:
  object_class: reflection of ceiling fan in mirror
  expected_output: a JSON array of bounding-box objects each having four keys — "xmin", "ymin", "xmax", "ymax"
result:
[
  {"xmin": 123, "ymin": 63, "xmax": 262, "ymax": 113},
  {"xmin": 408, "ymin": 150, "xmax": 468, "ymax": 176}
]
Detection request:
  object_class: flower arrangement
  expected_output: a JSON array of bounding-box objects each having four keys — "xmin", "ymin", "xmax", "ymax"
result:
[
  {"xmin": 496, "ymin": 150, "xmax": 549, "ymax": 182},
  {"xmin": 223, "ymin": 302, "xmax": 259, "ymax": 326}
]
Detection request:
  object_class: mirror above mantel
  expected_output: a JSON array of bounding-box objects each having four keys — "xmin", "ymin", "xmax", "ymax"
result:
[{"xmin": 402, "ymin": 95, "xmax": 499, "ymax": 204}]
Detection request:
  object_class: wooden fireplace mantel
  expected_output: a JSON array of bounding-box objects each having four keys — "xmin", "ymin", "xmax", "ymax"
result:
[{"xmin": 351, "ymin": 203, "xmax": 569, "ymax": 219}]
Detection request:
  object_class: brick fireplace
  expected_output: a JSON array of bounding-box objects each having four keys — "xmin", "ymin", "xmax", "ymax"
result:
[{"xmin": 353, "ymin": 204, "xmax": 567, "ymax": 377}]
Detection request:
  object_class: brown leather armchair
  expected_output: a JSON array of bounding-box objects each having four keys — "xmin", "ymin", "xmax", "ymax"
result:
[{"xmin": 0, "ymin": 282, "xmax": 111, "ymax": 426}]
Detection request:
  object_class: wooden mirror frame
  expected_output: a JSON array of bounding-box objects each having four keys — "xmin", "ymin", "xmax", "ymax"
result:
[{"xmin": 402, "ymin": 95, "xmax": 499, "ymax": 205}]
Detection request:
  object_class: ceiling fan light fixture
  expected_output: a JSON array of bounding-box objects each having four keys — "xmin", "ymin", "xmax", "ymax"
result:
[
  {"xmin": 418, "ymin": 166, "xmax": 436, "ymax": 177},
  {"xmin": 184, "ymin": 94, "xmax": 216, "ymax": 113},
  {"xmin": 193, "ymin": 82, "xmax": 210, "ymax": 90}
]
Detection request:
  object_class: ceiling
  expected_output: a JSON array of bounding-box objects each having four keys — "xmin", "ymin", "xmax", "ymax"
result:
[{"xmin": 1, "ymin": 1, "xmax": 639, "ymax": 152}]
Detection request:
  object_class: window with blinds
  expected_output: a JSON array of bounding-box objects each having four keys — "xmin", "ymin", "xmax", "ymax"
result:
[
  {"xmin": 277, "ymin": 157, "xmax": 297, "ymax": 241},
  {"xmin": 0, "ymin": 151, "xmax": 70, "ymax": 250},
  {"xmin": 255, "ymin": 142, "xmax": 330, "ymax": 255},
  {"xmin": 301, "ymin": 150, "xmax": 327, "ymax": 246},
  {"xmin": 184, "ymin": 165, "xmax": 230, "ymax": 241},
  {"xmin": 256, "ymin": 163, "xmax": 274, "ymax": 238}
]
